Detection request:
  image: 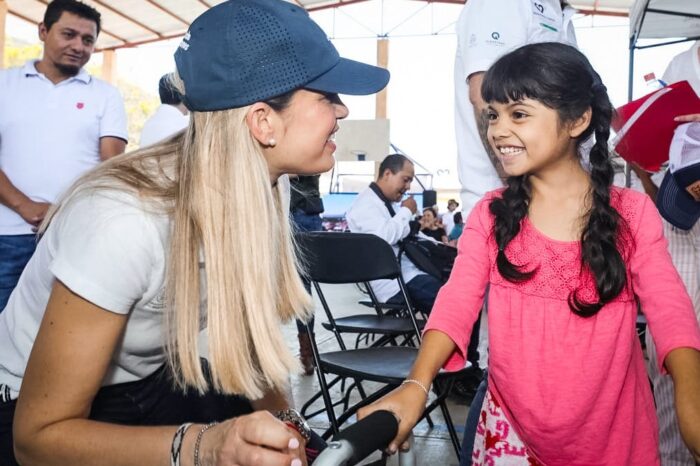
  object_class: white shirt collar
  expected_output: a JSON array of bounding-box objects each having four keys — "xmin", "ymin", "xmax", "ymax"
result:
[{"xmin": 22, "ymin": 59, "xmax": 92, "ymax": 84}]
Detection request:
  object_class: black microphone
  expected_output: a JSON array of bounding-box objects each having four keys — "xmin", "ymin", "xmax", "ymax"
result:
[{"xmin": 313, "ymin": 410, "xmax": 399, "ymax": 466}]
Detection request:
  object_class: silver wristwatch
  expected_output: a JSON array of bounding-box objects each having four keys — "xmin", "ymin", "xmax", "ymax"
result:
[{"xmin": 275, "ymin": 408, "xmax": 311, "ymax": 442}]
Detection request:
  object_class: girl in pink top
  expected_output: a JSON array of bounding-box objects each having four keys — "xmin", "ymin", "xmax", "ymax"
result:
[{"xmin": 359, "ymin": 42, "xmax": 700, "ymax": 465}]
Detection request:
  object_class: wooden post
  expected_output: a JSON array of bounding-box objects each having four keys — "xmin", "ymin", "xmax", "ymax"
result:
[
  {"xmin": 0, "ymin": 0, "xmax": 8, "ymax": 69},
  {"xmin": 101, "ymin": 49, "xmax": 116, "ymax": 83},
  {"xmin": 375, "ymin": 37, "xmax": 389, "ymax": 119}
]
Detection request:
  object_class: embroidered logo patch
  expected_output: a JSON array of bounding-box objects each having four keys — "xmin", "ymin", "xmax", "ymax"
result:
[
  {"xmin": 686, "ymin": 180, "xmax": 700, "ymax": 201},
  {"xmin": 179, "ymin": 31, "xmax": 191, "ymax": 51}
]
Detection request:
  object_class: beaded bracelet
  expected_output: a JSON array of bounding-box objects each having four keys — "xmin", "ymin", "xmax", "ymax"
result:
[
  {"xmin": 193, "ymin": 422, "xmax": 218, "ymax": 466},
  {"xmin": 170, "ymin": 422, "xmax": 193, "ymax": 466},
  {"xmin": 401, "ymin": 378, "xmax": 430, "ymax": 397}
]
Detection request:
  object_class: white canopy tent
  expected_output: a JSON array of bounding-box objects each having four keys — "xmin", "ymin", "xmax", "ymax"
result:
[
  {"xmin": 623, "ymin": 0, "xmax": 700, "ymax": 185},
  {"xmin": 1, "ymin": 0, "xmax": 634, "ymax": 52},
  {"xmin": 628, "ymin": 0, "xmax": 700, "ymax": 99}
]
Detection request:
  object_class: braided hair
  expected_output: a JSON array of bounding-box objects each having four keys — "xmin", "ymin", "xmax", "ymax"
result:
[{"xmin": 482, "ymin": 42, "xmax": 626, "ymax": 317}]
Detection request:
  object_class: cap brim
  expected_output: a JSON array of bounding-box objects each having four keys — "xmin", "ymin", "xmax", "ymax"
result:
[
  {"xmin": 304, "ymin": 57, "xmax": 390, "ymax": 96},
  {"xmin": 657, "ymin": 170, "xmax": 700, "ymax": 230}
]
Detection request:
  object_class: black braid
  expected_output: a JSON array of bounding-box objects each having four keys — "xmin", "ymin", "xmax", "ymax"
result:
[
  {"xmin": 490, "ymin": 176, "xmax": 536, "ymax": 282},
  {"xmin": 569, "ymin": 84, "xmax": 627, "ymax": 316}
]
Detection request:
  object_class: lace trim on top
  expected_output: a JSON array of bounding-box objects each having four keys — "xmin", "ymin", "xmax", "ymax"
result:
[{"xmin": 486, "ymin": 188, "xmax": 639, "ymax": 303}]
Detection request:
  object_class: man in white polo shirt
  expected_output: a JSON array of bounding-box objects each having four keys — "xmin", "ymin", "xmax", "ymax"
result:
[
  {"xmin": 0, "ymin": 0, "xmax": 127, "ymax": 311},
  {"xmin": 454, "ymin": 0, "xmax": 577, "ymax": 216}
]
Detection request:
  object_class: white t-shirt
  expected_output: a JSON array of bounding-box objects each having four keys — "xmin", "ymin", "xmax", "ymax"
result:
[
  {"xmin": 441, "ymin": 211, "xmax": 456, "ymax": 237},
  {"xmin": 345, "ymin": 187, "xmax": 424, "ymax": 302},
  {"xmin": 140, "ymin": 104, "xmax": 189, "ymax": 147},
  {"xmin": 454, "ymin": 0, "xmax": 577, "ymax": 215},
  {"xmin": 0, "ymin": 61, "xmax": 128, "ymax": 235},
  {"xmin": 0, "ymin": 189, "xmax": 171, "ymax": 400},
  {"xmin": 662, "ymin": 40, "xmax": 700, "ymax": 96}
]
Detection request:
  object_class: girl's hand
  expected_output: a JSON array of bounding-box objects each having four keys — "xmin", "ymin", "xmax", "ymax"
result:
[
  {"xmin": 198, "ymin": 411, "xmax": 305, "ymax": 466},
  {"xmin": 356, "ymin": 382, "xmax": 428, "ymax": 454}
]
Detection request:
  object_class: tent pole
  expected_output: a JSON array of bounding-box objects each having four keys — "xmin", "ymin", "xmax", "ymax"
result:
[{"xmin": 625, "ymin": 34, "xmax": 637, "ymax": 188}]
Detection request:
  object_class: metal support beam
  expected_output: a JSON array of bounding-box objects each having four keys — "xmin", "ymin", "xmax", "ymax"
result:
[
  {"xmin": 375, "ymin": 37, "xmax": 388, "ymax": 119},
  {"xmin": 102, "ymin": 49, "xmax": 116, "ymax": 84}
]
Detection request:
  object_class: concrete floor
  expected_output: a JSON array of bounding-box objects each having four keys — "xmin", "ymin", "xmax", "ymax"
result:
[{"xmin": 283, "ymin": 283, "xmax": 475, "ymax": 466}]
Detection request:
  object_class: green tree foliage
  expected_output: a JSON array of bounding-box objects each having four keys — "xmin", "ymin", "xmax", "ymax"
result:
[
  {"xmin": 4, "ymin": 38, "xmax": 42, "ymax": 68},
  {"xmin": 4, "ymin": 39, "xmax": 159, "ymax": 151},
  {"xmin": 115, "ymin": 78, "xmax": 159, "ymax": 151}
]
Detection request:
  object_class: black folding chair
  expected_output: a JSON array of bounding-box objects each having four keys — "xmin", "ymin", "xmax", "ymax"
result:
[{"xmin": 296, "ymin": 231, "xmax": 464, "ymax": 460}]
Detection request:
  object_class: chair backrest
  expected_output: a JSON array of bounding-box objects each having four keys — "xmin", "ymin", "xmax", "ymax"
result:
[{"xmin": 296, "ymin": 232, "xmax": 400, "ymax": 284}]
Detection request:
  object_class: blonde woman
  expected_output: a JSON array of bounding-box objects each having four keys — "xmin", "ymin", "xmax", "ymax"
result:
[{"xmin": 0, "ymin": 1, "xmax": 389, "ymax": 465}]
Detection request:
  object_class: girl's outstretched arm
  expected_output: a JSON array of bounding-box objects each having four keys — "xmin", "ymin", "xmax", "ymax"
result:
[
  {"xmin": 356, "ymin": 330, "xmax": 457, "ymax": 454},
  {"xmin": 665, "ymin": 347, "xmax": 700, "ymax": 462}
]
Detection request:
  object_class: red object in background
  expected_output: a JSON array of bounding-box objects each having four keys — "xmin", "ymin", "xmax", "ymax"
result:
[{"xmin": 611, "ymin": 80, "xmax": 700, "ymax": 172}]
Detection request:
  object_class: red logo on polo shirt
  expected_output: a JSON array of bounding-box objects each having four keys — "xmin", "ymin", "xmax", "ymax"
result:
[{"xmin": 76, "ymin": 102, "xmax": 84, "ymax": 109}]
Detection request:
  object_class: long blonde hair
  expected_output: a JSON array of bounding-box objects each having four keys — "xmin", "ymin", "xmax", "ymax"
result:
[{"xmin": 42, "ymin": 73, "xmax": 312, "ymax": 399}]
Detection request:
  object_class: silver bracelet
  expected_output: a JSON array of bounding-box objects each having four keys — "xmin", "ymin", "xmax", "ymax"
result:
[
  {"xmin": 170, "ymin": 422, "xmax": 193, "ymax": 466},
  {"xmin": 194, "ymin": 422, "xmax": 218, "ymax": 466},
  {"xmin": 401, "ymin": 378, "xmax": 430, "ymax": 397}
]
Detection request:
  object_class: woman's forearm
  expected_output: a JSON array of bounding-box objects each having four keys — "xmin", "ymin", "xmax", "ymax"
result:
[{"xmin": 14, "ymin": 420, "xmax": 179, "ymax": 466}]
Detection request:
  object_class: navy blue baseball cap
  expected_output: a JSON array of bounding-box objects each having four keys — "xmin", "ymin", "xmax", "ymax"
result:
[
  {"xmin": 657, "ymin": 123, "xmax": 700, "ymax": 230},
  {"xmin": 174, "ymin": 0, "xmax": 390, "ymax": 111}
]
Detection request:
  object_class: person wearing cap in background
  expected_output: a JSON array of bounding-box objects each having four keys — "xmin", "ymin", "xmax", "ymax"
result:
[
  {"xmin": 440, "ymin": 198, "xmax": 459, "ymax": 238},
  {"xmin": 139, "ymin": 73, "xmax": 190, "ymax": 147},
  {"xmin": 632, "ymin": 123, "xmax": 700, "ymax": 466},
  {"xmin": 631, "ymin": 40, "xmax": 700, "ymax": 466},
  {"xmin": 0, "ymin": 1, "xmax": 389, "ymax": 465}
]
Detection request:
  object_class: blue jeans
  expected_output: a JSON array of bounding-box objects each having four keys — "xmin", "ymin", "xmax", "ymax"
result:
[
  {"xmin": 0, "ymin": 234, "xmax": 37, "ymax": 312},
  {"xmin": 459, "ymin": 371, "xmax": 488, "ymax": 466},
  {"xmin": 292, "ymin": 210, "xmax": 323, "ymax": 334},
  {"xmin": 388, "ymin": 273, "xmax": 443, "ymax": 314}
]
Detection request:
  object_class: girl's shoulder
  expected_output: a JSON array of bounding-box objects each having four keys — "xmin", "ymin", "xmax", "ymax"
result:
[
  {"xmin": 610, "ymin": 186, "xmax": 652, "ymax": 224},
  {"xmin": 476, "ymin": 188, "xmax": 506, "ymax": 210},
  {"xmin": 469, "ymin": 188, "xmax": 506, "ymax": 226}
]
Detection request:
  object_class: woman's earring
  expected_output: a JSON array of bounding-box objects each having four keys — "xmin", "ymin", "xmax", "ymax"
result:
[{"xmin": 267, "ymin": 138, "xmax": 277, "ymax": 147}]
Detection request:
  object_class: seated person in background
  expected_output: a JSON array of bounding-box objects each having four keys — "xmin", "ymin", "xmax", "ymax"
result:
[
  {"xmin": 448, "ymin": 212, "xmax": 464, "ymax": 247},
  {"xmin": 420, "ymin": 207, "xmax": 448, "ymax": 243},
  {"xmin": 631, "ymin": 122, "xmax": 700, "ymax": 466},
  {"xmin": 346, "ymin": 154, "xmax": 444, "ymax": 314},
  {"xmin": 139, "ymin": 73, "xmax": 189, "ymax": 147},
  {"xmin": 346, "ymin": 153, "xmax": 482, "ymax": 380},
  {"xmin": 0, "ymin": 1, "xmax": 389, "ymax": 465}
]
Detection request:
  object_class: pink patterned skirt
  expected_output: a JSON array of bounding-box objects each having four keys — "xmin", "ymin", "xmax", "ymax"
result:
[{"xmin": 471, "ymin": 391, "xmax": 543, "ymax": 466}]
